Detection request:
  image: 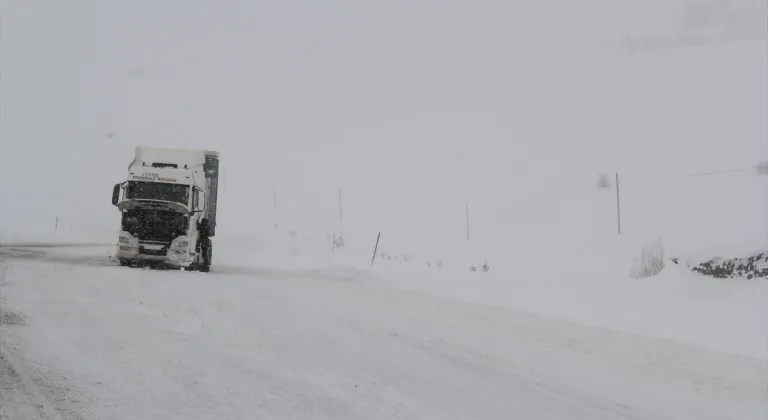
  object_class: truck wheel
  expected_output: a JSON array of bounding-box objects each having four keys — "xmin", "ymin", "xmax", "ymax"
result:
[{"xmin": 119, "ymin": 259, "xmax": 131, "ymax": 267}]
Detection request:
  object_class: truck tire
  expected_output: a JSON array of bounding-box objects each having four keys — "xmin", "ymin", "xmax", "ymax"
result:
[{"xmin": 119, "ymin": 259, "xmax": 131, "ymax": 267}]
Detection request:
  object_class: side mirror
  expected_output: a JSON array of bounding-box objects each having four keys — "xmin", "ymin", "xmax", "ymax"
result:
[{"xmin": 112, "ymin": 184, "xmax": 121, "ymax": 206}]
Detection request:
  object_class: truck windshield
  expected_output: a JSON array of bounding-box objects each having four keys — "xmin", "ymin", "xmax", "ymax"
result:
[{"xmin": 125, "ymin": 181, "xmax": 190, "ymax": 205}]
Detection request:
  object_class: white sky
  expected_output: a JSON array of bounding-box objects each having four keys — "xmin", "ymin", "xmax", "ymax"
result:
[{"xmin": 1, "ymin": 0, "xmax": 765, "ymax": 240}]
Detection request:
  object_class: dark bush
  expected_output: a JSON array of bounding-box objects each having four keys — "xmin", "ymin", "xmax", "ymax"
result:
[{"xmin": 692, "ymin": 253, "xmax": 768, "ymax": 279}]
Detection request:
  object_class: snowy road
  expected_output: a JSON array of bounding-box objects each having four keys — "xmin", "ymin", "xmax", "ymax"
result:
[{"xmin": 0, "ymin": 244, "xmax": 765, "ymax": 420}]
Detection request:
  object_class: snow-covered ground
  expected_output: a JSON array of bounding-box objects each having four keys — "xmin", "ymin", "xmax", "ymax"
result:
[
  {"xmin": 1, "ymin": 243, "xmax": 766, "ymax": 420},
  {"xmin": 2, "ymin": 0, "xmax": 767, "ymax": 418}
]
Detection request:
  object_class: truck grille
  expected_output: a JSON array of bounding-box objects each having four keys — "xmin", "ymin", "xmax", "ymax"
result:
[
  {"xmin": 139, "ymin": 241, "xmax": 169, "ymax": 256},
  {"xmin": 139, "ymin": 248, "xmax": 168, "ymax": 256}
]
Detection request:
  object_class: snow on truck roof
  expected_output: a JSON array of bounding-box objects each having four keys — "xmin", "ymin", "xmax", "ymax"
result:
[{"xmin": 133, "ymin": 147, "xmax": 219, "ymax": 169}]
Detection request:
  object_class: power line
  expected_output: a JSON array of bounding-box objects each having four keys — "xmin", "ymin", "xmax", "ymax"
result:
[
  {"xmin": 665, "ymin": 166, "xmax": 755, "ymax": 179},
  {"xmin": 623, "ymin": 166, "xmax": 756, "ymax": 184}
]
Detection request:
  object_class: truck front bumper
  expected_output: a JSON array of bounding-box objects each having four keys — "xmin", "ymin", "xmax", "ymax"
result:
[{"xmin": 116, "ymin": 245, "xmax": 192, "ymax": 268}]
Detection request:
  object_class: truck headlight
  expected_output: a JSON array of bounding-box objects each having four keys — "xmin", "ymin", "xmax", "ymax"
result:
[
  {"xmin": 174, "ymin": 240, "xmax": 189, "ymax": 248},
  {"xmin": 119, "ymin": 236, "xmax": 131, "ymax": 244}
]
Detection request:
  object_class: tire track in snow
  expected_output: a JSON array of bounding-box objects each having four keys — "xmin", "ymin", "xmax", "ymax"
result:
[
  {"xmin": 0, "ymin": 259, "xmax": 88, "ymax": 420},
  {"xmin": 393, "ymin": 332, "xmax": 656, "ymax": 420},
  {"xmin": 1, "ymin": 261, "xmax": 61, "ymax": 420},
  {"xmin": 0, "ymin": 342, "xmax": 65, "ymax": 420}
]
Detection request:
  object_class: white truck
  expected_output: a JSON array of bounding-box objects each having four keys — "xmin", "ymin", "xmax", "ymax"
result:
[{"xmin": 111, "ymin": 146, "xmax": 220, "ymax": 272}]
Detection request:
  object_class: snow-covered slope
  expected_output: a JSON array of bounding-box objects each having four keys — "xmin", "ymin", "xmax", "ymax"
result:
[{"xmin": 1, "ymin": 246, "xmax": 765, "ymax": 420}]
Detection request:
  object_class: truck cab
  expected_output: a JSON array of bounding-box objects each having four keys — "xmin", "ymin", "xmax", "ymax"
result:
[{"xmin": 112, "ymin": 147, "xmax": 219, "ymax": 271}]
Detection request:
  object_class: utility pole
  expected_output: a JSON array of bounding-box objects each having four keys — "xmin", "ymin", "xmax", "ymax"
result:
[
  {"xmin": 338, "ymin": 189, "xmax": 343, "ymax": 223},
  {"xmin": 371, "ymin": 232, "xmax": 381, "ymax": 266},
  {"xmin": 616, "ymin": 172, "xmax": 622, "ymax": 235},
  {"xmin": 465, "ymin": 203, "xmax": 470, "ymax": 242}
]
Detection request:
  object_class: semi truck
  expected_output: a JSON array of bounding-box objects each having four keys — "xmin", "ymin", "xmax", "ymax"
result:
[{"xmin": 111, "ymin": 146, "xmax": 220, "ymax": 272}]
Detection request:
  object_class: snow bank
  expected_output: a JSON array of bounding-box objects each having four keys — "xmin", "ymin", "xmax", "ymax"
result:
[
  {"xmin": 365, "ymin": 254, "xmax": 768, "ymax": 359},
  {"xmin": 2, "ymin": 254, "xmax": 765, "ymax": 420}
]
